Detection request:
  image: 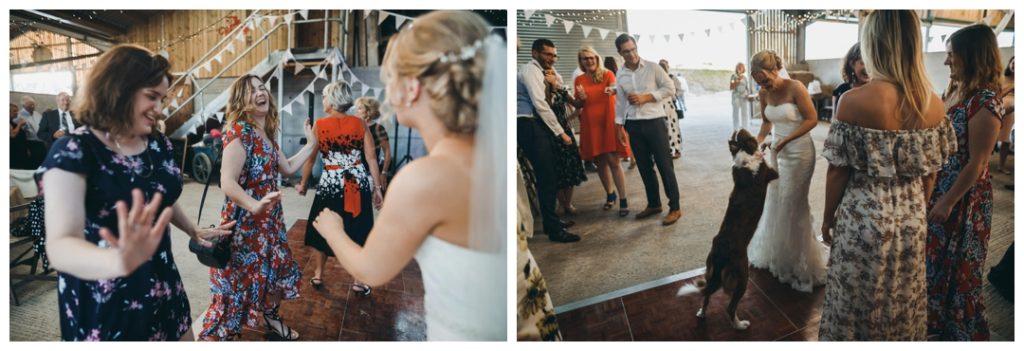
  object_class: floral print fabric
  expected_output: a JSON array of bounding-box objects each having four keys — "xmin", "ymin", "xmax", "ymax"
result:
[
  {"xmin": 926, "ymin": 89, "xmax": 1003, "ymax": 340},
  {"xmin": 818, "ymin": 119, "xmax": 957, "ymax": 340},
  {"xmin": 35, "ymin": 127, "xmax": 189, "ymax": 341},
  {"xmin": 199, "ymin": 122, "xmax": 302, "ymax": 340}
]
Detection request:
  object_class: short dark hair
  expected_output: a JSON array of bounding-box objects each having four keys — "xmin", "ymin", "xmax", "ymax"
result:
[
  {"xmin": 603, "ymin": 56, "xmax": 618, "ymax": 74},
  {"xmin": 532, "ymin": 38, "xmax": 555, "ymax": 52},
  {"xmin": 614, "ymin": 34, "xmax": 636, "ymax": 52},
  {"xmin": 1006, "ymin": 56, "xmax": 1015, "ymax": 77}
]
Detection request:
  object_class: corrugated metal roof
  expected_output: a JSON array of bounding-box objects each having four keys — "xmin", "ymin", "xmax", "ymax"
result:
[{"xmin": 516, "ymin": 10, "xmax": 628, "ymax": 81}]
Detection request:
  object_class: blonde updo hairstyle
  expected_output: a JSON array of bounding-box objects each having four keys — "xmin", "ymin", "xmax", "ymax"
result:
[
  {"xmin": 380, "ymin": 10, "xmax": 490, "ymax": 135},
  {"xmin": 749, "ymin": 50, "xmax": 784, "ymax": 76}
]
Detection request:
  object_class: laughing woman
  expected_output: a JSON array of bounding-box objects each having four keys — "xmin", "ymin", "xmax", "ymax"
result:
[
  {"xmin": 199, "ymin": 74, "xmax": 318, "ymax": 341},
  {"xmin": 38, "ymin": 44, "xmax": 232, "ymax": 341}
]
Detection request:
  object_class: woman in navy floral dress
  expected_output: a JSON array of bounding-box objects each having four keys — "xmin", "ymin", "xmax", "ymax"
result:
[
  {"xmin": 926, "ymin": 24, "xmax": 1005, "ymax": 341},
  {"xmin": 199, "ymin": 74, "xmax": 317, "ymax": 340},
  {"xmin": 36, "ymin": 45, "xmax": 232, "ymax": 341}
]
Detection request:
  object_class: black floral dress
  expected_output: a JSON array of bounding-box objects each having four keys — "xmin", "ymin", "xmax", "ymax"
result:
[
  {"xmin": 548, "ymin": 87, "xmax": 586, "ymax": 189},
  {"xmin": 36, "ymin": 127, "xmax": 190, "ymax": 341}
]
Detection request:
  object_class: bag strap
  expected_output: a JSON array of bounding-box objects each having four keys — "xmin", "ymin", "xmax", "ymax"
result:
[{"xmin": 196, "ymin": 163, "xmax": 216, "ymax": 223}]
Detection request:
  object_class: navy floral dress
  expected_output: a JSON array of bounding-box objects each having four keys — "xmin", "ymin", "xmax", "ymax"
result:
[
  {"xmin": 926, "ymin": 89, "xmax": 1003, "ymax": 340},
  {"xmin": 35, "ymin": 127, "xmax": 189, "ymax": 341}
]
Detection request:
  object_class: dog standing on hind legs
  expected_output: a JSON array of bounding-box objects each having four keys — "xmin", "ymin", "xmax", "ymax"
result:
[{"xmin": 677, "ymin": 129, "xmax": 778, "ymax": 330}]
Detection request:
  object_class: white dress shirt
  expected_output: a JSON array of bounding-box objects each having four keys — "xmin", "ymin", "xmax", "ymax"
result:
[
  {"xmin": 615, "ymin": 59, "xmax": 676, "ymax": 125},
  {"xmin": 518, "ymin": 59, "xmax": 565, "ymax": 137}
]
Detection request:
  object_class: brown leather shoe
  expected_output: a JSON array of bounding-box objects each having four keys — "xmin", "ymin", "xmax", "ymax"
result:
[
  {"xmin": 635, "ymin": 207, "xmax": 663, "ymax": 219},
  {"xmin": 662, "ymin": 210, "xmax": 682, "ymax": 225}
]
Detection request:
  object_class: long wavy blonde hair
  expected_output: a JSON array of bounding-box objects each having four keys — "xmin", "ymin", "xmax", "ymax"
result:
[
  {"xmin": 225, "ymin": 74, "xmax": 279, "ymax": 147},
  {"xmin": 860, "ymin": 10, "xmax": 934, "ymax": 123},
  {"xmin": 379, "ymin": 10, "xmax": 490, "ymax": 135},
  {"xmin": 577, "ymin": 46, "xmax": 608, "ymax": 83}
]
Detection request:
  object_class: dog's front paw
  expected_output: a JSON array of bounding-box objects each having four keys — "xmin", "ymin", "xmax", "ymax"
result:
[
  {"xmin": 696, "ymin": 308, "xmax": 706, "ymax": 319},
  {"xmin": 732, "ymin": 319, "xmax": 750, "ymax": 330}
]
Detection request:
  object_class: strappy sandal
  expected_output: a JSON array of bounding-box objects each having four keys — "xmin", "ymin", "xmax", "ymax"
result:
[
  {"xmin": 263, "ymin": 307, "xmax": 299, "ymax": 340},
  {"xmin": 310, "ymin": 277, "xmax": 323, "ymax": 290},
  {"xmin": 352, "ymin": 283, "xmax": 372, "ymax": 296},
  {"xmin": 618, "ymin": 198, "xmax": 629, "ymax": 217},
  {"xmin": 603, "ymin": 192, "xmax": 617, "ymax": 210}
]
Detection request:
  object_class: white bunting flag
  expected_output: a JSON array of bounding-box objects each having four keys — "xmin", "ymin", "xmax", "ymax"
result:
[
  {"xmin": 294, "ymin": 95, "xmax": 306, "ymax": 107},
  {"xmin": 598, "ymin": 28, "xmax": 610, "ymax": 40},
  {"xmin": 664, "ymin": 34, "xmax": 671, "ymax": 43},
  {"xmin": 318, "ymin": 69, "xmax": 327, "ymax": 80},
  {"xmin": 678, "ymin": 33, "xmax": 685, "ymax": 42},
  {"xmin": 162, "ymin": 107, "xmax": 170, "ymax": 116},
  {"xmin": 177, "ymin": 89, "xmax": 183, "ymax": 98},
  {"xmin": 225, "ymin": 42, "xmax": 235, "ymax": 54},
  {"xmin": 544, "ymin": 14, "xmax": 556, "ymax": 27},
  {"xmin": 215, "ymin": 112, "xmax": 224, "ymax": 122},
  {"xmin": 378, "ymin": 12, "xmax": 390, "ymax": 25},
  {"xmin": 705, "ymin": 29, "xmax": 711, "ymax": 37},
  {"xmin": 201, "ymin": 61, "xmax": 212, "ymax": 74},
  {"xmin": 294, "ymin": 62, "xmax": 306, "ymax": 75},
  {"xmin": 562, "ymin": 20, "xmax": 575, "ymax": 34},
  {"xmin": 298, "ymin": 10, "xmax": 309, "ymax": 20},
  {"xmin": 361, "ymin": 85, "xmax": 371, "ymax": 96},
  {"xmin": 523, "ymin": 10, "xmax": 536, "ymax": 20},
  {"xmin": 364, "ymin": 10, "xmax": 373, "ymax": 20},
  {"xmin": 213, "ymin": 53, "xmax": 223, "ymax": 64},
  {"xmin": 236, "ymin": 32, "xmax": 246, "ymax": 42},
  {"xmin": 648, "ymin": 35, "xmax": 656, "ymax": 44},
  {"xmin": 395, "ymin": 15, "xmax": 408, "ymax": 30},
  {"xmin": 311, "ymin": 65, "xmax": 321, "ymax": 77},
  {"xmin": 305, "ymin": 80, "xmax": 317, "ymax": 93},
  {"xmin": 581, "ymin": 25, "xmax": 593, "ymax": 38},
  {"xmin": 170, "ymin": 99, "xmax": 179, "ymax": 109},
  {"xmin": 284, "ymin": 13, "xmax": 294, "ymax": 25},
  {"xmin": 268, "ymin": 15, "xmax": 278, "ymax": 27}
]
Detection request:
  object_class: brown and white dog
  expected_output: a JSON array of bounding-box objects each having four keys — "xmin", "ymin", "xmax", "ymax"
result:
[{"xmin": 677, "ymin": 128, "xmax": 778, "ymax": 330}]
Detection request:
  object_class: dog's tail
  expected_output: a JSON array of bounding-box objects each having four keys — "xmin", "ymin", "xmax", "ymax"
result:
[{"xmin": 677, "ymin": 279, "xmax": 706, "ymax": 296}]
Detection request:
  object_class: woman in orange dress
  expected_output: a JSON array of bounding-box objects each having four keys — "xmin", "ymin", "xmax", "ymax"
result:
[{"xmin": 574, "ymin": 46, "xmax": 629, "ymax": 216}]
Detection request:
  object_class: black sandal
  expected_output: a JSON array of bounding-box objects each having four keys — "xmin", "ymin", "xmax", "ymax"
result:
[
  {"xmin": 310, "ymin": 277, "xmax": 323, "ymax": 290},
  {"xmin": 603, "ymin": 192, "xmax": 617, "ymax": 210},
  {"xmin": 263, "ymin": 307, "xmax": 299, "ymax": 340},
  {"xmin": 352, "ymin": 283, "xmax": 372, "ymax": 296},
  {"xmin": 618, "ymin": 198, "xmax": 629, "ymax": 217}
]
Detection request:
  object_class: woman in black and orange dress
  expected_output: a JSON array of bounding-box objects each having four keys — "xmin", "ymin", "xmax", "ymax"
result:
[{"xmin": 300, "ymin": 80, "xmax": 384, "ymax": 295}]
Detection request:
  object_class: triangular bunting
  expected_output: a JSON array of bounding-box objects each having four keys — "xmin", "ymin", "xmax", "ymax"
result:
[
  {"xmin": 318, "ymin": 69, "xmax": 328, "ymax": 80},
  {"xmin": 729, "ymin": 23, "xmax": 736, "ymax": 30},
  {"xmin": 311, "ymin": 65, "xmax": 321, "ymax": 77},
  {"xmin": 364, "ymin": 10, "xmax": 373, "ymax": 20},
  {"xmin": 236, "ymin": 32, "xmax": 246, "ymax": 42},
  {"xmin": 213, "ymin": 53, "xmax": 223, "ymax": 64},
  {"xmin": 293, "ymin": 95, "xmax": 306, "ymax": 107},
  {"xmin": 162, "ymin": 107, "xmax": 170, "ymax": 116},
  {"xmin": 562, "ymin": 20, "xmax": 575, "ymax": 34},
  {"xmin": 581, "ymin": 25, "xmax": 593, "ymax": 38},
  {"xmin": 215, "ymin": 112, "xmax": 224, "ymax": 122},
  {"xmin": 705, "ymin": 29, "xmax": 711, "ymax": 37},
  {"xmin": 632, "ymin": 34, "xmax": 640, "ymax": 42},
  {"xmin": 284, "ymin": 13, "xmax": 294, "ymax": 25},
  {"xmin": 306, "ymin": 80, "xmax": 317, "ymax": 93},
  {"xmin": 298, "ymin": 10, "xmax": 309, "ymax": 20},
  {"xmin": 294, "ymin": 62, "xmax": 306, "ymax": 75},
  {"xmin": 225, "ymin": 42, "xmax": 235, "ymax": 54},
  {"xmin": 544, "ymin": 14, "xmax": 556, "ymax": 27},
  {"xmin": 170, "ymin": 99, "xmax": 179, "ymax": 109},
  {"xmin": 648, "ymin": 35, "xmax": 656, "ymax": 44},
  {"xmin": 177, "ymin": 89, "xmax": 183, "ymax": 98},
  {"xmin": 718, "ymin": 26, "xmax": 723, "ymax": 33},
  {"xmin": 523, "ymin": 10, "xmax": 536, "ymax": 20},
  {"xmin": 678, "ymin": 33, "xmax": 685, "ymax": 42},
  {"xmin": 395, "ymin": 15, "xmax": 409, "ymax": 30},
  {"xmin": 379, "ymin": 12, "xmax": 390, "ymax": 25},
  {"xmin": 664, "ymin": 34, "xmax": 671, "ymax": 43},
  {"xmin": 598, "ymin": 28, "xmax": 610, "ymax": 40},
  {"xmin": 361, "ymin": 85, "xmax": 370, "ymax": 96},
  {"xmin": 201, "ymin": 61, "xmax": 212, "ymax": 74},
  {"xmin": 268, "ymin": 15, "xmax": 278, "ymax": 27}
]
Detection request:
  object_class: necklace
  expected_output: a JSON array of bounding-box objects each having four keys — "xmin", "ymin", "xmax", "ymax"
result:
[{"xmin": 105, "ymin": 131, "xmax": 154, "ymax": 182}]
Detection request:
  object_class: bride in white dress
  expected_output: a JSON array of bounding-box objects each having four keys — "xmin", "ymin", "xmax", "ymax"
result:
[
  {"xmin": 313, "ymin": 11, "xmax": 506, "ymax": 340},
  {"xmin": 746, "ymin": 51, "xmax": 828, "ymax": 292}
]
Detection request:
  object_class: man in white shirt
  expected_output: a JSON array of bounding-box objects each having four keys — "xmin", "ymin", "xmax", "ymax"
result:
[
  {"xmin": 517, "ymin": 38, "xmax": 580, "ymax": 243},
  {"xmin": 38, "ymin": 92, "xmax": 76, "ymax": 150},
  {"xmin": 16, "ymin": 95, "xmax": 43, "ymax": 143},
  {"xmin": 614, "ymin": 34, "xmax": 681, "ymax": 225}
]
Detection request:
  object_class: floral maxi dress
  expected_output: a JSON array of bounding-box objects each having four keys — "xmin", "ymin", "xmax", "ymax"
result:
[
  {"xmin": 200, "ymin": 121, "xmax": 303, "ymax": 340},
  {"xmin": 818, "ymin": 119, "xmax": 957, "ymax": 340},
  {"xmin": 36, "ymin": 128, "xmax": 191, "ymax": 341},
  {"xmin": 926, "ymin": 89, "xmax": 1003, "ymax": 341}
]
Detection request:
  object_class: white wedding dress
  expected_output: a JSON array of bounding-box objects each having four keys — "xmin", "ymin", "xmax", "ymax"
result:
[
  {"xmin": 414, "ymin": 235, "xmax": 506, "ymax": 340},
  {"xmin": 747, "ymin": 103, "xmax": 828, "ymax": 292}
]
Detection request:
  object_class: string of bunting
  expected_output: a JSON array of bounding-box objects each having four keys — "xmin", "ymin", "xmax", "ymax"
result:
[{"xmin": 521, "ymin": 10, "xmax": 746, "ymax": 44}]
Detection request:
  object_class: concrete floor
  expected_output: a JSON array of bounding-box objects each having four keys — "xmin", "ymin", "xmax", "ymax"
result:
[
  {"xmin": 529, "ymin": 89, "xmax": 1015, "ymax": 331},
  {"xmin": 9, "ymin": 180, "xmax": 318, "ymax": 340}
]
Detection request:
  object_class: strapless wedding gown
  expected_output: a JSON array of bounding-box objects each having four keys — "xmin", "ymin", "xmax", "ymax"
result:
[
  {"xmin": 414, "ymin": 236, "xmax": 506, "ymax": 340},
  {"xmin": 747, "ymin": 103, "xmax": 828, "ymax": 292}
]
